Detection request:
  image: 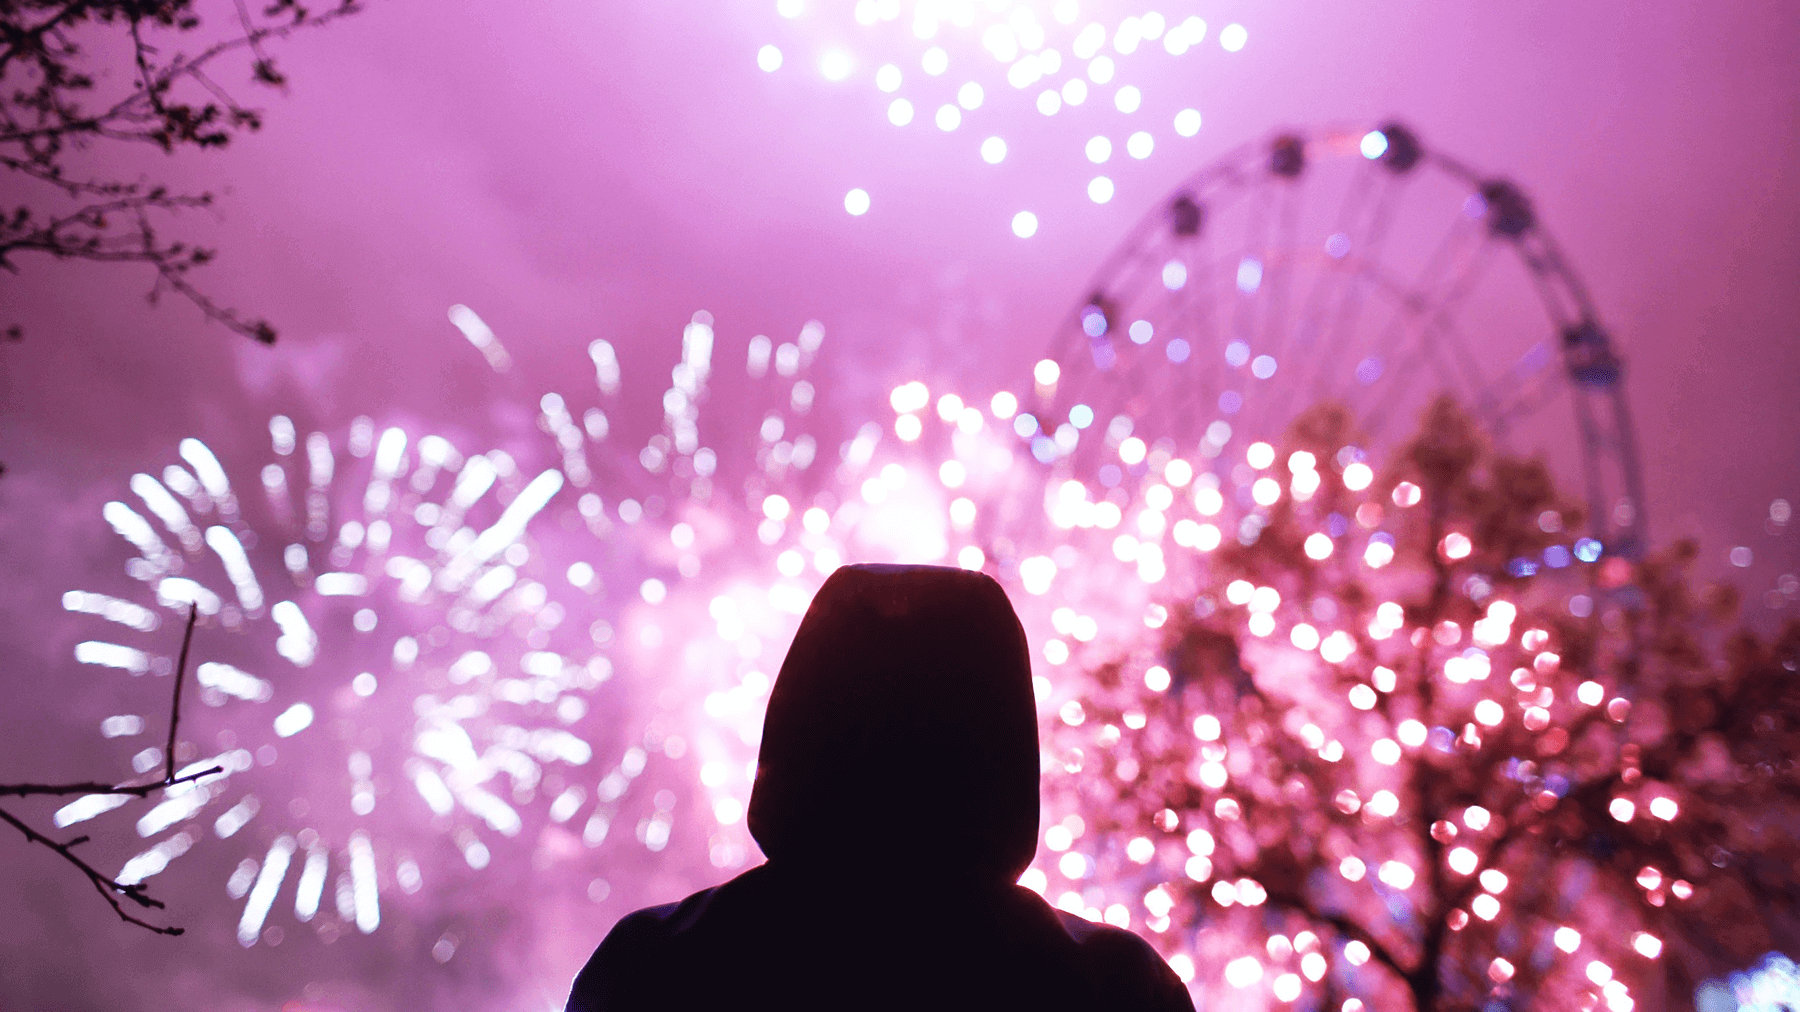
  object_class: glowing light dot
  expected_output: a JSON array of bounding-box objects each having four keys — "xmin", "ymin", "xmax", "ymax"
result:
[
  {"xmin": 1464, "ymin": 806, "xmax": 1490, "ymax": 830},
  {"xmin": 875, "ymin": 63, "xmax": 901, "ymax": 91},
  {"xmin": 1649, "ymin": 796, "xmax": 1678, "ymax": 820},
  {"xmin": 1471, "ymin": 893, "xmax": 1500, "ymax": 921},
  {"xmin": 1011, "ymin": 211, "xmax": 1039, "ymax": 238},
  {"xmin": 640, "ymin": 579, "xmax": 666, "ymax": 604},
  {"xmin": 894, "ymin": 414, "xmax": 922, "ymax": 441},
  {"xmin": 1174, "ymin": 108, "xmax": 1201, "ymax": 136},
  {"xmin": 1392, "ymin": 481, "xmax": 1422, "ymax": 507},
  {"xmin": 1126, "ymin": 131, "xmax": 1154, "ymax": 159},
  {"xmin": 1273, "ymin": 973, "xmax": 1302, "ymax": 1002},
  {"xmin": 1339, "ymin": 856, "xmax": 1365, "ymax": 881},
  {"xmin": 1085, "ymin": 135, "xmax": 1112, "ymax": 163},
  {"xmin": 1441, "ymin": 532, "xmax": 1472, "ymax": 559},
  {"xmin": 1474, "ymin": 699, "xmax": 1504, "ymax": 726},
  {"xmin": 1348, "ymin": 685, "xmax": 1376, "ymax": 710},
  {"xmin": 1037, "ymin": 89, "xmax": 1062, "ymax": 115},
  {"xmin": 1144, "ymin": 666, "xmax": 1171, "ymax": 692},
  {"xmin": 981, "ymin": 136, "xmax": 1007, "ymax": 163},
  {"xmin": 1219, "ymin": 23, "xmax": 1247, "ymax": 51},
  {"xmin": 844, "ymin": 188, "xmax": 871, "ymax": 215},
  {"xmin": 1490, "ymin": 958, "xmax": 1515, "ymax": 983},
  {"xmin": 1379, "ymin": 860, "xmax": 1415, "ymax": 889},
  {"xmin": 936, "ymin": 104, "xmax": 962, "ymax": 131},
  {"xmin": 777, "ymin": 0, "xmax": 801, "ymax": 17},
  {"xmin": 1246, "ymin": 442, "xmax": 1275, "ymax": 469},
  {"xmin": 922, "ymin": 46, "xmax": 948, "ymax": 75},
  {"xmin": 1088, "ymin": 176, "xmax": 1115, "ymax": 203},
  {"xmin": 1448, "ymin": 847, "xmax": 1477, "ymax": 875},
  {"xmin": 820, "ymin": 51, "xmax": 851, "ymax": 80},
  {"xmin": 1360, "ymin": 130, "xmax": 1388, "ymax": 159},
  {"xmin": 757, "ymin": 45, "xmax": 783, "ymax": 72},
  {"xmin": 1114, "ymin": 85, "xmax": 1141, "ymax": 113},
  {"xmin": 1225, "ymin": 956, "xmax": 1263, "ymax": 987},
  {"xmin": 1578, "ymin": 680, "xmax": 1604, "ymax": 705},
  {"xmin": 1344, "ymin": 941, "xmax": 1370, "ymax": 966},
  {"xmin": 1587, "ymin": 961, "xmax": 1612, "ymax": 985},
  {"xmin": 1555, "ymin": 927, "xmax": 1582, "ymax": 952},
  {"xmin": 1304, "ymin": 533, "xmax": 1333, "ymax": 560},
  {"xmin": 1397, "ymin": 719, "xmax": 1427, "ymax": 747},
  {"xmin": 1632, "ymin": 932, "xmax": 1662, "ymax": 958},
  {"xmin": 1364, "ymin": 540, "xmax": 1395, "ymax": 568},
  {"xmin": 1290, "ymin": 623, "xmax": 1320, "ymax": 650},
  {"xmin": 1252, "ymin": 477, "xmax": 1280, "ymax": 506},
  {"xmin": 1480, "ymin": 869, "xmax": 1508, "ymax": 893},
  {"xmin": 1610, "ymin": 798, "xmax": 1636, "ymax": 822},
  {"xmin": 958, "ymin": 81, "xmax": 984, "ymax": 109},
  {"xmin": 763, "ymin": 495, "xmax": 791, "ymax": 521},
  {"xmin": 887, "ymin": 99, "xmax": 914, "ymax": 126},
  {"xmin": 1034, "ymin": 359, "xmax": 1062, "ymax": 386},
  {"xmin": 1343, "ymin": 462, "xmax": 1373, "ymax": 490},
  {"xmin": 1087, "ymin": 55, "xmax": 1115, "ymax": 83},
  {"xmin": 1371, "ymin": 739, "xmax": 1400, "ymax": 765}
]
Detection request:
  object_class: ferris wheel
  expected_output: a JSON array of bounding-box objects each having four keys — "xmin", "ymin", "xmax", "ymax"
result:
[{"xmin": 1032, "ymin": 122, "xmax": 1647, "ymax": 559}]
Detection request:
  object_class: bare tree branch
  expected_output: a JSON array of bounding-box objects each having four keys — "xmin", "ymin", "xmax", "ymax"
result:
[
  {"xmin": 0, "ymin": 603, "xmax": 221, "ymax": 933},
  {"xmin": 1, "ymin": 0, "xmax": 363, "ymax": 343}
]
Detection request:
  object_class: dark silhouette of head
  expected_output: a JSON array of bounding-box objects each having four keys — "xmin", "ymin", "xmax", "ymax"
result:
[{"xmin": 746, "ymin": 562, "xmax": 1040, "ymax": 886}]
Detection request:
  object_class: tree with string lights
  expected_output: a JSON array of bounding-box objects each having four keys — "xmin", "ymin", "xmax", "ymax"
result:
[{"xmin": 1037, "ymin": 397, "xmax": 1800, "ymax": 1011}]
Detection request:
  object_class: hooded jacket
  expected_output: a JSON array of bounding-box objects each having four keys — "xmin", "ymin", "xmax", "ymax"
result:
[{"xmin": 566, "ymin": 564, "xmax": 1194, "ymax": 1011}]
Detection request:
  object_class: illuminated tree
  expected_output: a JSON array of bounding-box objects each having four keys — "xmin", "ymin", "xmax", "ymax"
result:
[{"xmin": 1041, "ymin": 397, "xmax": 1800, "ymax": 1012}]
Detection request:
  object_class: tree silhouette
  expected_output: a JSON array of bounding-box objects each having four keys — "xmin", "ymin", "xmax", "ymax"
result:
[
  {"xmin": 1038, "ymin": 398, "xmax": 1799, "ymax": 1011},
  {"xmin": 1, "ymin": 0, "xmax": 362, "ymax": 343}
]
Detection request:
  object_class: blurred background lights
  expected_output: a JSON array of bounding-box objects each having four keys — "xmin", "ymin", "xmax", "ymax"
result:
[
  {"xmin": 844, "ymin": 188, "xmax": 871, "ymax": 215},
  {"xmin": 1012, "ymin": 211, "xmax": 1039, "ymax": 238},
  {"xmin": 980, "ymin": 136, "xmax": 1007, "ymax": 163},
  {"xmin": 760, "ymin": 1, "xmax": 1236, "ymax": 232}
]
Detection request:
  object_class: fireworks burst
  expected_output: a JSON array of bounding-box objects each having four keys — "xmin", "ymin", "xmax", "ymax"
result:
[
  {"xmin": 756, "ymin": 0, "xmax": 1241, "ymax": 230},
  {"xmin": 64, "ymin": 416, "xmax": 640, "ymax": 947}
]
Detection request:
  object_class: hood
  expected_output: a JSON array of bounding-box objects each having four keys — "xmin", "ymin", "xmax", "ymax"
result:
[{"xmin": 746, "ymin": 564, "xmax": 1040, "ymax": 885}]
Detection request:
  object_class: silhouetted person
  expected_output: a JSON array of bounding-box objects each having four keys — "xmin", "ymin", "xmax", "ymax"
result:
[{"xmin": 566, "ymin": 563, "xmax": 1194, "ymax": 1011}]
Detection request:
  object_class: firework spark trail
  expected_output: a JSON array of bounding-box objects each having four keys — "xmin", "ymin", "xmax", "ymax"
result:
[
  {"xmin": 758, "ymin": 0, "xmax": 1241, "ymax": 231},
  {"xmin": 67, "ymin": 414, "xmax": 643, "ymax": 947}
]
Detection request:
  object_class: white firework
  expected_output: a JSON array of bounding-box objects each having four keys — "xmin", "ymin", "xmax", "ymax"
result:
[{"xmin": 64, "ymin": 415, "xmax": 637, "ymax": 947}]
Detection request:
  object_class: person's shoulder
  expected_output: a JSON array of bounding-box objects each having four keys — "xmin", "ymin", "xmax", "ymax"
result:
[
  {"xmin": 1052, "ymin": 908, "xmax": 1196, "ymax": 1012},
  {"xmin": 565, "ymin": 884, "xmax": 728, "ymax": 1011}
]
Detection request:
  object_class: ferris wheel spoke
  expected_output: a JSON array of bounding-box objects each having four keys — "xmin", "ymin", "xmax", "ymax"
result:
[
  {"xmin": 1267, "ymin": 160, "xmax": 1397, "ymax": 428},
  {"xmin": 1350, "ymin": 228, "xmax": 1497, "ymax": 439},
  {"xmin": 1300, "ymin": 171, "xmax": 1408, "ymax": 410}
]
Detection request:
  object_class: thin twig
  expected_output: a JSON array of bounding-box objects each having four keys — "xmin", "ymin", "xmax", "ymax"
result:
[
  {"xmin": 164, "ymin": 603, "xmax": 196, "ymax": 783},
  {"xmin": 0, "ymin": 599, "xmax": 221, "ymax": 932},
  {"xmin": 0, "ymin": 805, "xmax": 182, "ymax": 935}
]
